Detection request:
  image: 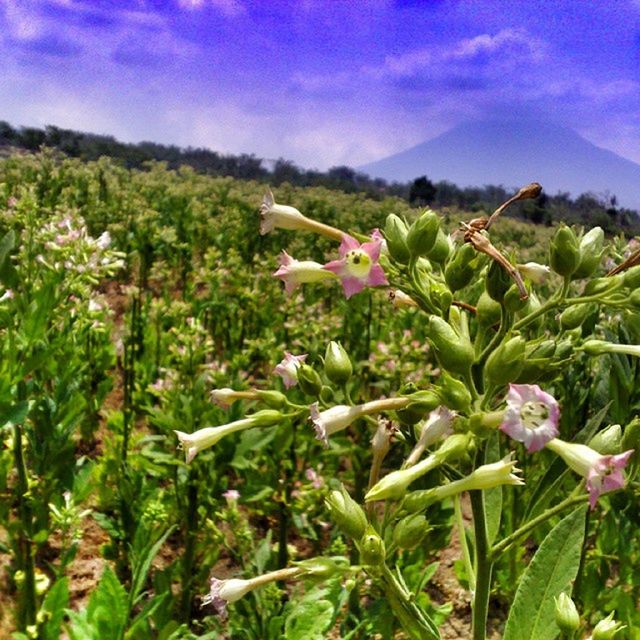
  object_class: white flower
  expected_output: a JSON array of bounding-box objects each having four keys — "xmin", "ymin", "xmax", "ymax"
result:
[{"xmin": 517, "ymin": 262, "xmax": 551, "ymax": 284}]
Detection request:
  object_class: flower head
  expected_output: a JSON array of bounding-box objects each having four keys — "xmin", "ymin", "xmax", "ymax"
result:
[
  {"xmin": 546, "ymin": 438, "xmax": 633, "ymax": 509},
  {"xmin": 592, "ymin": 612, "xmax": 626, "ymax": 639},
  {"xmin": 210, "ymin": 388, "xmax": 258, "ymax": 409},
  {"xmin": 517, "ymin": 262, "xmax": 551, "ymax": 284},
  {"xmin": 222, "ymin": 489, "xmax": 240, "ymax": 504},
  {"xmin": 259, "ymin": 190, "xmax": 306, "ymax": 235},
  {"xmin": 203, "ymin": 577, "xmax": 253, "ymax": 619},
  {"xmin": 500, "ymin": 384, "xmax": 560, "ymax": 452},
  {"xmin": 273, "ymin": 250, "xmax": 336, "ymax": 295},
  {"xmin": 323, "ymin": 233, "xmax": 388, "ymax": 299},
  {"xmin": 274, "ymin": 352, "xmax": 307, "ymax": 389},
  {"xmin": 310, "ymin": 403, "xmax": 362, "ymax": 447}
]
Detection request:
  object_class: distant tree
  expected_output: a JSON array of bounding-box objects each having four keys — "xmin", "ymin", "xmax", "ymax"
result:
[
  {"xmin": 409, "ymin": 176, "xmax": 437, "ymax": 206},
  {"xmin": 272, "ymin": 158, "xmax": 302, "ymax": 185},
  {"xmin": 0, "ymin": 121, "xmax": 17, "ymax": 145}
]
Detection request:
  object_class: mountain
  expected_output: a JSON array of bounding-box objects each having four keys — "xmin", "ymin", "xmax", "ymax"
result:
[{"xmin": 359, "ymin": 119, "xmax": 640, "ymax": 210}]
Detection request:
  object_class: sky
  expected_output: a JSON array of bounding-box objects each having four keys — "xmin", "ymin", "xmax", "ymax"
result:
[{"xmin": 1, "ymin": 0, "xmax": 639, "ymax": 171}]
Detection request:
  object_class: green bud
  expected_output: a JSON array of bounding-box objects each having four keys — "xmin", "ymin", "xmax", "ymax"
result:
[
  {"xmin": 519, "ymin": 290, "xmax": 543, "ymax": 330},
  {"xmin": 549, "ymin": 225, "xmax": 580, "ymax": 277},
  {"xmin": 324, "ymin": 341, "xmax": 353, "ymax": 385},
  {"xmin": 402, "ymin": 488, "xmax": 437, "ymax": 514},
  {"xmin": 476, "ymin": 291, "xmax": 502, "ymax": 328},
  {"xmin": 445, "ymin": 243, "xmax": 477, "ymax": 292},
  {"xmin": 584, "ymin": 275, "xmax": 622, "ymax": 295},
  {"xmin": 397, "ymin": 389, "xmax": 440, "ymax": 426},
  {"xmin": 589, "ymin": 424, "xmax": 622, "ymax": 455},
  {"xmin": 624, "ymin": 311, "xmax": 640, "ymax": 342},
  {"xmin": 554, "ymin": 593, "xmax": 580, "ymax": 634},
  {"xmin": 560, "ymin": 303, "xmax": 598, "ymax": 330},
  {"xmin": 359, "ymin": 525, "xmax": 386, "ymax": 566},
  {"xmin": 554, "ymin": 339, "xmax": 574, "ymax": 360},
  {"xmin": 256, "ymin": 390, "xmax": 287, "ymax": 409},
  {"xmin": 384, "ymin": 214, "xmax": 411, "ymax": 264},
  {"xmin": 407, "ymin": 210, "xmax": 440, "ymax": 258},
  {"xmin": 430, "ymin": 281, "xmax": 453, "ymax": 315},
  {"xmin": 435, "ymin": 371, "xmax": 472, "ymax": 412},
  {"xmin": 250, "ymin": 410, "xmax": 286, "ymax": 427},
  {"xmin": 297, "ymin": 364, "xmax": 323, "ymax": 396},
  {"xmin": 484, "ymin": 336, "xmax": 526, "ymax": 387},
  {"xmin": 435, "ymin": 433, "xmax": 473, "ymax": 464},
  {"xmin": 592, "ymin": 612, "xmax": 626, "ymax": 640},
  {"xmin": 504, "ymin": 283, "xmax": 528, "ymax": 314},
  {"xmin": 486, "ymin": 259, "xmax": 511, "ymax": 303},
  {"xmin": 629, "ymin": 289, "xmax": 640, "ymax": 310},
  {"xmin": 529, "ymin": 339, "xmax": 557, "ymax": 358},
  {"xmin": 621, "ymin": 417, "xmax": 640, "ymax": 453},
  {"xmin": 623, "ymin": 264, "xmax": 640, "ymax": 289},
  {"xmin": 393, "ymin": 514, "xmax": 430, "ymax": 549},
  {"xmin": 325, "ymin": 485, "xmax": 368, "ymax": 540},
  {"xmin": 427, "ymin": 316, "xmax": 475, "ymax": 375},
  {"xmin": 319, "ymin": 385, "xmax": 335, "ymax": 404},
  {"xmin": 426, "ymin": 228, "xmax": 451, "ymax": 264},
  {"xmin": 573, "ymin": 226, "xmax": 604, "ymax": 279},
  {"xmin": 581, "ymin": 339, "xmax": 610, "ymax": 356},
  {"xmin": 295, "ymin": 556, "xmax": 349, "ymax": 580}
]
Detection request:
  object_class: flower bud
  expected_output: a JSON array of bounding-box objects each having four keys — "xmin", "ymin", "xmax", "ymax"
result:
[
  {"xmin": 445, "ymin": 243, "xmax": 477, "ymax": 292},
  {"xmin": 359, "ymin": 525, "xmax": 385, "ymax": 566},
  {"xmin": 623, "ymin": 264, "xmax": 640, "ymax": 289},
  {"xmin": 476, "ymin": 291, "xmax": 502, "ymax": 328},
  {"xmin": 484, "ymin": 336, "xmax": 526, "ymax": 387},
  {"xmin": 553, "ymin": 592, "xmax": 580, "ymax": 634},
  {"xmin": 397, "ymin": 389, "xmax": 440, "ymax": 426},
  {"xmin": 584, "ymin": 275, "xmax": 622, "ymax": 296},
  {"xmin": 325, "ymin": 485, "xmax": 368, "ymax": 540},
  {"xmin": 384, "ymin": 214, "xmax": 411, "ymax": 264},
  {"xmin": 504, "ymin": 283, "xmax": 528, "ymax": 314},
  {"xmin": 250, "ymin": 410, "xmax": 286, "ymax": 428},
  {"xmin": 629, "ymin": 289, "xmax": 640, "ymax": 310},
  {"xmin": 426, "ymin": 228, "xmax": 451, "ymax": 264},
  {"xmin": 407, "ymin": 210, "xmax": 440, "ymax": 259},
  {"xmin": 435, "ymin": 371, "xmax": 472, "ymax": 412},
  {"xmin": 580, "ymin": 339, "xmax": 611, "ymax": 356},
  {"xmin": 393, "ymin": 514, "xmax": 430, "ymax": 549},
  {"xmin": 324, "ymin": 341, "xmax": 353, "ymax": 385},
  {"xmin": 319, "ymin": 385, "xmax": 335, "ymax": 404},
  {"xmin": 550, "ymin": 225, "xmax": 580, "ymax": 277},
  {"xmin": 574, "ymin": 226, "xmax": 604, "ymax": 279},
  {"xmin": 486, "ymin": 259, "xmax": 511, "ymax": 303},
  {"xmin": 621, "ymin": 417, "xmax": 640, "ymax": 454},
  {"xmin": 589, "ymin": 424, "xmax": 622, "ymax": 455},
  {"xmin": 560, "ymin": 303, "xmax": 597, "ymax": 330},
  {"xmin": 427, "ymin": 316, "xmax": 474, "ymax": 375},
  {"xmin": 592, "ymin": 612, "xmax": 625, "ymax": 639},
  {"xmin": 429, "ymin": 281, "xmax": 453, "ymax": 315},
  {"xmin": 294, "ymin": 556, "xmax": 349, "ymax": 580},
  {"xmin": 297, "ymin": 364, "xmax": 323, "ymax": 396},
  {"xmin": 256, "ymin": 390, "xmax": 287, "ymax": 409}
]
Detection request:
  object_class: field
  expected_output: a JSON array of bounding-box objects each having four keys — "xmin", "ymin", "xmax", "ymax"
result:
[{"xmin": 0, "ymin": 151, "xmax": 638, "ymax": 640}]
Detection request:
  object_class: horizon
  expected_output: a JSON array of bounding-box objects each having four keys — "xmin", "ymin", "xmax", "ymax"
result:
[{"xmin": 1, "ymin": 1, "xmax": 639, "ymax": 173}]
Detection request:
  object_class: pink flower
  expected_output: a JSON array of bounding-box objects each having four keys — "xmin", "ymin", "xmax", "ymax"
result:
[
  {"xmin": 323, "ymin": 233, "xmax": 388, "ymax": 299},
  {"xmin": 273, "ymin": 251, "xmax": 336, "ymax": 295},
  {"xmin": 305, "ymin": 468, "xmax": 324, "ymax": 489},
  {"xmin": 274, "ymin": 352, "xmax": 307, "ymax": 389},
  {"xmin": 223, "ymin": 489, "xmax": 240, "ymax": 503},
  {"xmin": 545, "ymin": 439, "xmax": 634, "ymax": 509},
  {"xmin": 500, "ymin": 384, "xmax": 560, "ymax": 452}
]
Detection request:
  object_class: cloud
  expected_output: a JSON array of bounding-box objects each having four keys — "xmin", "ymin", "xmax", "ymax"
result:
[{"xmin": 177, "ymin": 0, "xmax": 246, "ymax": 17}]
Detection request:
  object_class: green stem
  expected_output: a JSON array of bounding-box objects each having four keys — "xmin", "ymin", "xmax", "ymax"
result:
[
  {"xmin": 455, "ymin": 495, "xmax": 475, "ymax": 592},
  {"xmin": 470, "ymin": 490, "xmax": 493, "ymax": 640},
  {"xmin": 490, "ymin": 494, "xmax": 588, "ymax": 560},
  {"xmin": 513, "ymin": 276, "xmax": 571, "ymax": 331}
]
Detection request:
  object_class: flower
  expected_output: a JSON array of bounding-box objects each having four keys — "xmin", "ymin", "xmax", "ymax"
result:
[
  {"xmin": 310, "ymin": 403, "xmax": 363, "ymax": 447},
  {"xmin": 405, "ymin": 406, "xmax": 455, "ymax": 467},
  {"xmin": 592, "ymin": 612, "xmax": 626, "ymax": 639},
  {"xmin": 222, "ymin": 489, "xmax": 240, "ymax": 504},
  {"xmin": 96, "ymin": 231, "xmax": 111, "ymax": 250},
  {"xmin": 517, "ymin": 262, "xmax": 551, "ymax": 284},
  {"xmin": 259, "ymin": 190, "xmax": 343, "ymax": 239},
  {"xmin": 545, "ymin": 438, "xmax": 634, "ymax": 509},
  {"xmin": 210, "ymin": 388, "xmax": 259, "ymax": 409},
  {"xmin": 175, "ymin": 411, "xmax": 283, "ymax": 462},
  {"xmin": 323, "ymin": 233, "xmax": 388, "ymax": 299},
  {"xmin": 274, "ymin": 352, "xmax": 307, "ymax": 389},
  {"xmin": 500, "ymin": 384, "xmax": 559, "ymax": 452},
  {"xmin": 554, "ymin": 593, "xmax": 580, "ymax": 634},
  {"xmin": 305, "ymin": 467, "xmax": 324, "ymax": 489},
  {"xmin": 0, "ymin": 289, "xmax": 14, "ymax": 302},
  {"xmin": 273, "ymin": 251, "xmax": 336, "ymax": 295}
]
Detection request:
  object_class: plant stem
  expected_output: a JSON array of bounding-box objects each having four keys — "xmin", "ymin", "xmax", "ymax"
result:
[
  {"xmin": 454, "ymin": 495, "xmax": 475, "ymax": 592},
  {"xmin": 490, "ymin": 494, "xmax": 588, "ymax": 560},
  {"xmin": 470, "ymin": 489, "xmax": 493, "ymax": 640}
]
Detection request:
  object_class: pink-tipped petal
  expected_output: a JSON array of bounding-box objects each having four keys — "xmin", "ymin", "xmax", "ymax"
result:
[
  {"xmin": 361, "ymin": 239, "xmax": 382, "ymax": 261},
  {"xmin": 339, "ymin": 234, "xmax": 360, "ymax": 255},
  {"xmin": 366, "ymin": 264, "xmax": 389, "ymax": 288},
  {"xmin": 323, "ymin": 259, "xmax": 347, "ymax": 276},
  {"xmin": 341, "ymin": 276, "xmax": 365, "ymax": 299}
]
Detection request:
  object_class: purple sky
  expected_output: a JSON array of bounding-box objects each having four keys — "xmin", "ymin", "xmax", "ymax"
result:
[{"xmin": 1, "ymin": 0, "xmax": 639, "ymax": 170}]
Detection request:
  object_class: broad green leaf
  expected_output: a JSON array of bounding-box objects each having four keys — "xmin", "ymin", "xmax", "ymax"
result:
[
  {"xmin": 284, "ymin": 589, "xmax": 335, "ymax": 640},
  {"xmin": 87, "ymin": 567, "xmax": 127, "ymax": 638},
  {"xmin": 503, "ymin": 505, "xmax": 588, "ymax": 640},
  {"xmin": 42, "ymin": 578, "xmax": 69, "ymax": 640},
  {"xmin": 0, "ymin": 401, "xmax": 29, "ymax": 427},
  {"xmin": 484, "ymin": 432, "xmax": 502, "ymax": 545}
]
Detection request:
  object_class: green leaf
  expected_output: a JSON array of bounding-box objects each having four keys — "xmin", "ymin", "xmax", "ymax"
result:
[
  {"xmin": 284, "ymin": 588, "xmax": 334, "ymax": 640},
  {"xmin": 41, "ymin": 578, "xmax": 69, "ymax": 640},
  {"xmin": 484, "ymin": 432, "xmax": 502, "ymax": 546},
  {"xmin": 87, "ymin": 567, "xmax": 127, "ymax": 638},
  {"xmin": 0, "ymin": 401, "xmax": 30, "ymax": 427},
  {"xmin": 0, "ymin": 230, "xmax": 15, "ymax": 267},
  {"xmin": 503, "ymin": 506, "xmax": 588, "ymax": 640}
]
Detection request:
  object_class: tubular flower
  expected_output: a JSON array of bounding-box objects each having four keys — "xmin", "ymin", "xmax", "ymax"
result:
[
  {"xmin": 210, "ymin": 388, "xmax": 259, "ymax": 409},
  {"xmin": 175, "ymin": 411, "xmax": 283, "ymax": 462},
  {"xmin": 545, "ymin": 438, "xmax": 634, "ymax": 509},
  {"xmin": 259, "ymin": 190, "xmax": 343, "ymax": 239},
  {"xmin": 273, "ymin": 250, "xmax": 337, "ymax": 295},
  {"xmin": 405, "ymin": 406, "xmax": 456, "ymax": 468},
  {"xmin": 274, "ymin": 352, "xmax": 307, "ymax": 389},
  {"xmin": 500, "ymin": 384, "xmax": 559, "ymax": 452},
  {"xmin": 310, "ymin": 397, "xmax": 409, "ymax": 447},
  {"xmin": 517, "ymin": 262, "xmax": 551, "ymax": 284},
  {"xmin": 323, "ymin": 233, "xmax": 388, "ymax": 299}
]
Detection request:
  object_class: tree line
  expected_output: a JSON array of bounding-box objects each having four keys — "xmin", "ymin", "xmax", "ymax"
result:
[{"xmin": 1, "ymin": 120, "xmax": 637, "ymax": 233}]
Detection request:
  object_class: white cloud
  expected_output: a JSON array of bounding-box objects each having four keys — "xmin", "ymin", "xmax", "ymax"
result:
[{"xmin": 177, "ymin": 0, "xmax": 246, "ymax": 17}]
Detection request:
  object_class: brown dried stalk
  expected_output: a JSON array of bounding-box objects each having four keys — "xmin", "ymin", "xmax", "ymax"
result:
[{"xmin": 607, "ymin": 246, "xmax": 640, "ymax": 276}]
